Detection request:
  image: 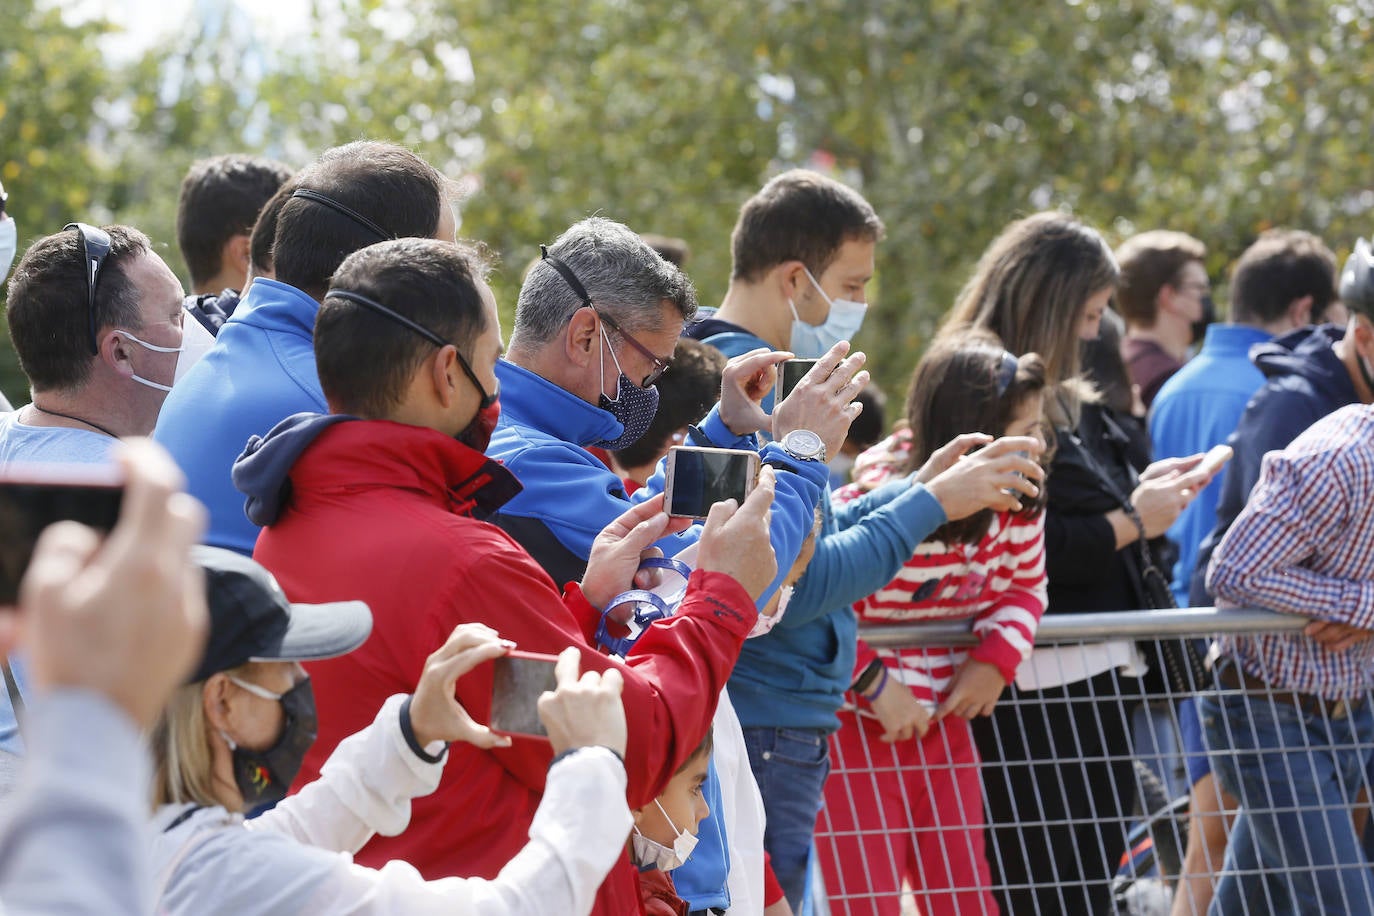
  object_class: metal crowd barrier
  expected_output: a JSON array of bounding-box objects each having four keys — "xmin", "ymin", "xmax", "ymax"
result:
[{"xmin": 810, "ymin": 608, "xmax": 1374, "ymax": 916}]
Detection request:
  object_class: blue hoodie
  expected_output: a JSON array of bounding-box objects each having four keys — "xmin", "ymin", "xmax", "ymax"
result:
[
  {"xmin": 1188, "ymin": 325, "xmax": 1360, "ymax": 606},
  {"xmin": 686, "ymin": 324, "xmax": 949, "ymax": 734},
  {"xmin": 154, "ymin": 279, "xmax": 327, "ymax": 555}
]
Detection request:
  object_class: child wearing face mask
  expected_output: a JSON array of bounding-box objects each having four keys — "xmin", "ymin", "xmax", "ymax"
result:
[{"xmin": 632, "ymin": 729, "xmax": 713, "ymax": 916}]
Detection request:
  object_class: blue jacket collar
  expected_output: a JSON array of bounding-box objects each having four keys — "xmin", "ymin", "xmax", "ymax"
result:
[
  {"xmin": 1201, "ymin": 323, "xmax": 1272, "ymax": 357},
  {"xmin": 495, "ymin": 359, "xmax": 623, "ymax": 447},
  {"xmin": 227, "ymin": 279, "xmax": 319, "ymax": 338}
]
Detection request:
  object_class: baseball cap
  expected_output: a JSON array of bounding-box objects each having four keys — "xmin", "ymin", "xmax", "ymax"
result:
[{"xmin": 188, "ymin": 545, "xmax": 372, "ymax": 683}]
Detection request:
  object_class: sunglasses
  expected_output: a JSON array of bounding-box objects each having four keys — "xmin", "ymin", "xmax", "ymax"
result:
[
  {"xmin": 995, "ymin": 350, "xmax": 1019, "ymax": 396},
  {"xmin": 539, "ymin": 245, "xmax": 672, "ymax": 388},
  {"xmin": 65, "ymin": 222, "xmax": 111, "ymax": 356}
]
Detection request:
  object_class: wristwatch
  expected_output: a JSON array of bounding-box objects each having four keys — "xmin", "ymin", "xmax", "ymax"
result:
[{"xmin": 779, "ymin": 428, "xmax": 826, "ymax": 463}]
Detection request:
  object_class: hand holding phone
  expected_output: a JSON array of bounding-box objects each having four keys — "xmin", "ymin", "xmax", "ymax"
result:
[
  {"xmin": 489, "ymin": 650, "xmax": 560, "ymax": 739},
  {"xmin": 663, "ymin": 446, "xmax": 760, "ymax": 519},
  {"xmin": 778, "ymin": 358, "xmax": 820, "ymax": 401}
]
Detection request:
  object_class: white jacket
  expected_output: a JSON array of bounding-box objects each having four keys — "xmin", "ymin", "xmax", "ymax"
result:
[{"xmin": 151, "ymin": 695, "xmax": 631, "ymax": 915}]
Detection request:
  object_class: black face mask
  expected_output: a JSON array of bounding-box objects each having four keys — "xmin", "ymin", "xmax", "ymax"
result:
[
  {"xmin": 222, "ymin": 677, "xmax": 317, "ymax": 809},
  {"xmin": 1190, "ymin": 295, "xmax": 1218, "ymax": 346}
]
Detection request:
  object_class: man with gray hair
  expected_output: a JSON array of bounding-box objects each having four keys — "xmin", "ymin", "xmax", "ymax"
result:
[{"xmin": 489, "ymin": 215, "xmax": 864, "ymax": 915}]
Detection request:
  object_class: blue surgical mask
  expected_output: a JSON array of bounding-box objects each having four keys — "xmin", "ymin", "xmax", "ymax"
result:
[
  {"xmin": 787, "ymin": 266, "xmax": 868, "ymax": 358},
  {"xmin": 592, "ymin": 324, "xmax": 659, "ymax": 450}
]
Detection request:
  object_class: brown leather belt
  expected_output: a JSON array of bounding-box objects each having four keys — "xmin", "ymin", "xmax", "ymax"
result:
[{"xmin": 1215, "ymin": 658, "xmax": 1365, "ymax": 721}]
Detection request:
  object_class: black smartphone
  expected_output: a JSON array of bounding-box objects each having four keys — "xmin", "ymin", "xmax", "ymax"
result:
[
  {"xmin": 0, "ymin": 465, "xmax": 125, "ymax": 605},
  {"xmin": 663, "ymin": 446, "xmax": 760, "ymax": 519},
  {"xmin": 779, "ymin": 358, "xmax": 819, "ymax": 401},
  {"xmin": 489, "ymin": 650, "xmax": 561, "ymax": 739}
]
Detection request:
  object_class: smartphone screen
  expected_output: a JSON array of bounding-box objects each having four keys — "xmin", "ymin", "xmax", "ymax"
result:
[
  {"xmin": 665, "ymin": 447, "xmax": 758, "ymax": 519},
  {"xmin": 489, "ymin": 650, "xmax": 560, "ymax": 738},
  {"xmin": 0, "ymin": 466, "xmax": 124, "ymax": 605},
  {"xmin": 779, "ymin": 359, "xmax": 819, "ymax": 401}
]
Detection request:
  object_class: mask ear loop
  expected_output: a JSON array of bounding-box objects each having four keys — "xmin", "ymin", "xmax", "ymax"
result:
[{"xmin": 599, "ymin": 321, "xmax": 626, "ymax": 403}]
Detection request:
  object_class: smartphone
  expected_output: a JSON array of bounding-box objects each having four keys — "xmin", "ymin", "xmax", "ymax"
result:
[
  {"xmin": 663, "ymin": 446, "xmax": 760, "ymax": 519},
  {"xmin": 778, "ymin": 359, "xmax": 819, "ymax": 401},
  {"xmin": 489, "ymin": 650, "xmax": 561, "ymax": 739},
  {"xmin": 0, "ymin": 464, "xmax": 124, "ymax": 605},
  {"xmin": 1196, "ymin": 444, "xmax": 1234, "ymax": 477}
]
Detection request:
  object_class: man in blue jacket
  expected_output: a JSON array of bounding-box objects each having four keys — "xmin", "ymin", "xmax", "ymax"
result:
[
  {"xmin": 154, "ymin": 141, "xmax": 456, "ymax": 555},
  {"xmin": 684, "ymin": 170, "xmax": 1045, "ymax": 910}
]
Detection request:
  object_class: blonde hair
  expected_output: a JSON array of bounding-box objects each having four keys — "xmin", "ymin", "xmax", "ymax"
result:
[{"xmin": 150, "ymin": 662, "xmax": 255, "ymax": 809}]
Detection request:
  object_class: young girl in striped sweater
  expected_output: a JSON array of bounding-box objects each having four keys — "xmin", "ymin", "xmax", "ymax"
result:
[{"xmin": 817, "ymin": 333, "xmax": 1049, "ymax": 916}]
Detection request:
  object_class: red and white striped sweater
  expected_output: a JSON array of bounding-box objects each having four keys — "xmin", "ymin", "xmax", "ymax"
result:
[{"xmin": 839, "ymin": 432, "xmax": 1048, "ymax": 705}]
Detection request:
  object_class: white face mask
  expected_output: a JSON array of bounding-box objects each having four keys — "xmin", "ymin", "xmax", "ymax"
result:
[
  {"xmin": 175, "ymin": 314, "xmax": 216, "ymax": 384},
  {"xmin": 0, "ymin": 217, "xmax": 16, "ymax": 282},
  {"xmin": 630, "ymin": 798, "xmax": 699, "ymax": 871},
  {"xmin": 113, "ymin": 329, "xmax": 184, "ymax": 393},
  {"xmin": 787, "ymin": 266, "xmax": 868, "ymax": 359}
]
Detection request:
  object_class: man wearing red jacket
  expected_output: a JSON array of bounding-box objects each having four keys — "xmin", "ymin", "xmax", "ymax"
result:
[{"xmin": 234, "ymin": 237, "xmax": 783, "ymax": 915}]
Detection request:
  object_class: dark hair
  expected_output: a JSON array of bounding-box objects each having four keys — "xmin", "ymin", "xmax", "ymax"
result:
[
  {"xmin": 640, "ymin": 234, "xmax": 691, "ymax": 268},
  {"xmin": 1082, "ymin": 309, "xmax": 1134, "ymax": 415},
  {"xmin": 248, "ymin": 178, "xmax": 296, "ymax": 279},
  {"xmin": 1230, "ymin": 229, "xmax": 1337, "ymax": 326},
  {"xmin": 274, "ymin": 141, "xmax": 446, "ymax": 301},
  {"xmin": 7, "ymin": 225, "xmax": 151, "ymax": 391},
  {"xmin": 730, "ymin": 170, "xmax": 885, "ymax": 283},
  {"xmin": 612, "ymin": 338, "xmax": 726, "ymax": 469},
  {"xmin": 678, "ymin": 726, "xmax": 714, "ymax": 773},
  {"xmin": 902, "ymin": 331, "xmax": 1048, "ymax": 544},
  {"xmin": 315, "ymin": 238, "xmax": 491, "ymax": 418},
  {"xmin": 939, "ymin": 212, "xmax": 1118, "ymax": 394},
  {"xmin": 176, "ymin": 155, "xmax": 294, "ymax": 288},
  {"xmin": 1113, "ymin": 231, "xmax": 1207, "ymax": 326},
  {"xmin": 845, "ymin": 384, "xmax": 888, "ymax": 453}
]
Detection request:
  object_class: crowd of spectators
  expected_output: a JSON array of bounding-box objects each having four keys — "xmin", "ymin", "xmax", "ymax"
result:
[{"xmin": 0, "ymin": 139, "xmax": 1372, "ymax": 916}]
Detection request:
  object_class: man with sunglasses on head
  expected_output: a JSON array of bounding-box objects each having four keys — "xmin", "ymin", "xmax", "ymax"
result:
[
  {"xmin": 0, "ymin": 222, "xmax": 187, "ymax": 793},
  {"xmin": 154, "ymin": 140, "xmax": 458, "ymax": 556}
]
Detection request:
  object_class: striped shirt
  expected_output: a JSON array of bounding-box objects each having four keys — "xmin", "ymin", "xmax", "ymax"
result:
[
  {"xmin": 1210, "ymin": 404, "xmax": 1374, "ymax": 698},
  {"xmin": 839, "ymin": 432, "xmax": 1048, "ymax": 705}
]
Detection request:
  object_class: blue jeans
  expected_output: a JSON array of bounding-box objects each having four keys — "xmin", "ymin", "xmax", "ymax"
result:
[
  {"xmin": 742, "ymin": 725, "xmax": 831, "ymax": 911},
  {"xmin": 1199, "ymin": 687, "xmax": 1374, "ymax": 915}
]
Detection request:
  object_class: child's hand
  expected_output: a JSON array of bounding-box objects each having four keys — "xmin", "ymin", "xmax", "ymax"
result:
[
  {"xmin": 869, "ymin": 677, "xmax": 931, "ymax": 743},
  {"xmin": 936, "ymin": 659, "xmax": 1008, "ymax": 721}
]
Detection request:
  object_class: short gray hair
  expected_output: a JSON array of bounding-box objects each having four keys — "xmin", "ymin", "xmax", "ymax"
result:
[{"xmin": 514, "ymin": 217, "xmax": 697, "ymax": 346}]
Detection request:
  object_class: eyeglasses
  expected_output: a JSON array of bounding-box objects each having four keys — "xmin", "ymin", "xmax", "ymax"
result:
[
  {"xmin": 539, "ymin": 245, "xmax": 672, "ymax": 387},
  {"xmin": 324, "ymin": 288, "xmax": 498, "ymax": 408},
  {"xmin": 595, "ymin": 308, "xmax": 671, "ymax": 387},
  {"xmin": 64, "ymin": 222, "xmax": 111, "ymax": 356}
]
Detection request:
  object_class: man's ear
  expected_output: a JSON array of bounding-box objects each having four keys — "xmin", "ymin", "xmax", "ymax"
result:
[
  {"xmin": 1289, "ymin": 294, "xmax": 1314, "ymax": 329},
  {"xmin": 431, "ymin": 345, "xmax": 460, "ymax": 408},
  {"xmin": 563, "ymin": 306, "xmax": 599, "ymax": 368},
  {"xmin": 101, "ymin": 328, "xmax": 135, "ymax": 376},
  {"xmin": 773, "ymin": 260, "xmax": 809, "ymax": 302},
  {"xmin": 223, "ymin": 234, "xmax": 251, "ymax": 285}
]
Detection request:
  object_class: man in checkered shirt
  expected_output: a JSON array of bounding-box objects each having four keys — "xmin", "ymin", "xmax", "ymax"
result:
[{"xmin": 1200, "ymin": 402, "xmax": 1374, "ymax": 914}]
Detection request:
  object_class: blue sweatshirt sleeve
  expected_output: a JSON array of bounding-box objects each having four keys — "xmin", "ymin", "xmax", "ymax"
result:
[{"xmin": 782, "ymin": 481, "xmax": 947, "ymax": 629}]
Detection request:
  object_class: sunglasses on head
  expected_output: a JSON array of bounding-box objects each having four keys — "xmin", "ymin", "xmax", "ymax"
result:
[{"xmin": 64, "ymin": 222, "xmax": 111, "ymax": 356}]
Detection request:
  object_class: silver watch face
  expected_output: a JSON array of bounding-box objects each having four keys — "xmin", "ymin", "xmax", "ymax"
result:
[{"xmin": 784, "ymin": 429, "xmax": 825, "ymax": 460}]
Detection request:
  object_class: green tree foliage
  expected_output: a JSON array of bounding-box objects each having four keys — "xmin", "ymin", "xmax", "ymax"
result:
[{"xmin": 3, "ymin": 0, "xmax": 1373, "ymax": 406}]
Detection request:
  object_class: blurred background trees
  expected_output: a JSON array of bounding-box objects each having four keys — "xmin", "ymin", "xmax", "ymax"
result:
[{"xmin": 3, "ymin": 0, "xmax": 1373, "ymax": 403}]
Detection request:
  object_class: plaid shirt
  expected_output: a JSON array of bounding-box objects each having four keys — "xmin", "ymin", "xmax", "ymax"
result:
[{"xmin": 1210, "ymin": 404, "xmax": 1374, "ymax": 698}]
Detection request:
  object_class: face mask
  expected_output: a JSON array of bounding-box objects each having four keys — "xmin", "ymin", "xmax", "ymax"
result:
[
  {"xmin": 1190, "ymin": 294, "xmax": 1218, "ymax": 347},
  {"xmin": 457, "ymin": 397, "xmax": 501, "ymax": 453},
  {"xmin": 220, "ymin": 676, "xmax": 317, "ymax": 809},
  {"xmin": 774, "ymin": 584, "xmax": 795, "ymax": 620},
  {"xmin": 113, "ymin": 329, "xmax": 184, "ymax": 393},
  {"xmin": 630, "ymin": 798, "xmax": 699, "ymax": 871},
  {"xmin": 175, "ymin": 314, "xmax": 216, "ymax": 384},
  {"xmin": 592, "ymin": 324, "xmax": 659, "ymax": 450},
  {"xmin": 788, "ymin": 266, "xmax": 868, "ymax": 359},
  {"xmin": 0, "ymin": 217, "xmax": 16, "ymax": 282}
]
